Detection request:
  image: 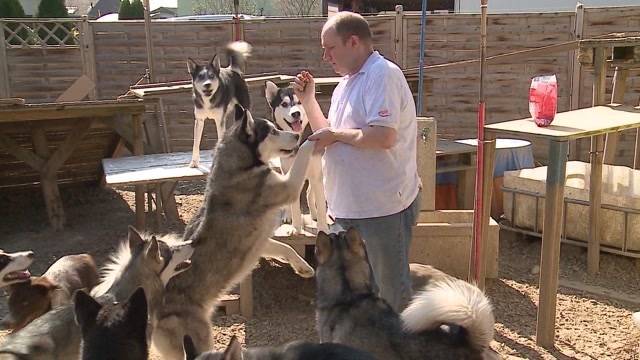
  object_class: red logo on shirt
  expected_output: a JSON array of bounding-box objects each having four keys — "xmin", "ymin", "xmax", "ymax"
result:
[{"xmin": 378, "ymin": 109, "xmax": 391, "ymax": 117}]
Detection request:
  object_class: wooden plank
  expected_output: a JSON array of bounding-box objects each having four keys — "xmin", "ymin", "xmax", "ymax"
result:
[
  {"xmin": 485, "ymin": 105, "xmax": 640, "ymax": 142},
  {"xmin": 569, "ymin": 3, "xmax": 584, "ymax": 161},
  {"xmin": 536, "ymin": 140, "xmax": 569, "ymax": 348},
  {"xmin": 102, "ymin": 150, "xmax": 212, "ymax": 186},
  {"xmin": 0, "ymin": 100, "xmax": 146, "ymax": 123},
  {"xmin": 603, "ymin": 68, "xmax": 628, "ymax": 164},
  {"xmin": 472, "ymin": 138, "xmax": 495, "ymax": 290},
  {"xmin": 55, "ymin": 75, "xmax": 95, "ymax": 103},
  {"xmin": 394, "ymin": 5, "xmax": 404, "ymax": 67},
  {"xmin": 0, "ymin": 98, "xmax": 25, "ymax": 107}
]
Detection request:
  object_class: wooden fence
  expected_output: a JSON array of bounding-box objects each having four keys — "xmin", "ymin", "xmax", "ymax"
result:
[{"xmin": 1, "ymin": 5, "xmax": 640, "ymax": 188}]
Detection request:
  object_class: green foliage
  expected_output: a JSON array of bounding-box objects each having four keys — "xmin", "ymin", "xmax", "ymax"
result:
[
  {"xmin": 37, "ymin": 0, "xmax": 68, "ymax": 17},
  {"xmin": 129, "ymin": 0, "xmax": 144, "ymax": 19},
  {"xmin": 0, "ymin": 0, "xmax": 27, "ymax": 18}
]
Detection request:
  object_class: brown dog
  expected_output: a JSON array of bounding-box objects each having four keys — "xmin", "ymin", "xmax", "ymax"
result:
[{"xmin": 1, "ymin": 254, "xmax": 98, "ymax": 331}]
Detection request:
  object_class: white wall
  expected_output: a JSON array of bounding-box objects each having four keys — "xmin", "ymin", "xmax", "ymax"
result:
[{"xmin": 455, "ymin": 0, "xmax": 640, "ymax": 13}]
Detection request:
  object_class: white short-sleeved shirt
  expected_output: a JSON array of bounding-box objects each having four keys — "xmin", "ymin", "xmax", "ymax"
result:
[{"xmin": 323, "ymin": 51, "xmax": 419, "ymax": 219}]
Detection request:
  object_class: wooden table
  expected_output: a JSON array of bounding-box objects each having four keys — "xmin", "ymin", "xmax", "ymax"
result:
[
  {"xmin": 480, "ymin": 103, "xmax": 640, "ymax": 348},
  {"xmin": 0, "ymin": 99, "xmax": 146, "ymax": 230}
]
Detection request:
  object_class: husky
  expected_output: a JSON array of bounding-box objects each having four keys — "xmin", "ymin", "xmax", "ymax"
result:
[
  {"xmin": 152, "ymin": 104, "xmax": 321, "ymax": 359},
  {"xmin": 0, "ymin": 249, "xmax": 34, "ymax": 289},
  {"xmin": 1, "ymin": 254, "xmax": 99, "ymax": 331},
  {"xmin": 314, "ymin": 228, "xmax": 496, "ymax": 360},
  {"xmin": 183, "ymin": 334, "xmax": 376, "ymax": 360},
  {"xmin": 187, "ymin": 41, "xmax": 252, "ymax": 168},
  {"xmin": 0, "ymin": 226, "xmax": 194, "ymax": 360},
  {"xmin": 265, "ymin": 81, "xmax": 328, "ymax": 235},
  {"xmin": 74, "ymin": 287, "xmax": 149, "ymax": 360}
]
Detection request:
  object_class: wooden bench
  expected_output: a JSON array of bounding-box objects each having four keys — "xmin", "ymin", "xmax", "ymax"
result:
[{"xmin": 102, "ymin": 150, "xmax": 213, "ymax": 228}]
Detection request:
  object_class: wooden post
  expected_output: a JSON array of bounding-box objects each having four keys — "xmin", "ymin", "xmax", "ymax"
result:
[
  {"xmin": 32, "ymin": 127, "xmax": 65, "ymax": 231},
  {"xmin": 569, "ymin": 3, "xmax": 584, "ymax": 160},
  {"xmin": 0, "ymin": 20, "xmax": 11, "ymax": 98},
  {"xmin": 133, "ymin": 113, "xmax": 146, "ymax": 230},
  {"xmin": 536, "ymin": 140, "xmax": 569, "ymax": 348},
  {"xmin": 239, "ymin": 276, "xmax": 253, "ymax": 318},
  {"xmin": 394, "ymin": 5, "xmax": 404, "ymax": 68},
  {"xmin": 143, "ymin": 0, "xmax": 155, "ymax": 82},
  {"xmin": 587, "ymin": 47, "xmax": 607, "ymax": 275},
  {"xmin": 78, "ymin": 16, "xmax": 97, "ymax": 100},
  {"xmin": 417, "ymin": 117, "xmax": 436, "ymax": 211},
  {"xmin": 471, "ymin": 136, "xmax": 495, "ymax": 290},
  {"xmin": 603, "ymin": 67, "xmax": 628, "ymax": 164}
]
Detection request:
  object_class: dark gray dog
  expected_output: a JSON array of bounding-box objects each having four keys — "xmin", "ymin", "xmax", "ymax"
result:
[
  {"xmin": 183, "ymin": 335, "xmax": 376, "ymax": 360},
  {"xmin": 314, "ymin": 228, "xmax": 496, "ymax": 360}
]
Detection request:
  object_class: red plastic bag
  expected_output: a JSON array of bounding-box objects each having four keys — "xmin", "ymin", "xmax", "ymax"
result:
[{"xmin": 529, "ymin": 75, "xmax": 557, "ymax": 127}]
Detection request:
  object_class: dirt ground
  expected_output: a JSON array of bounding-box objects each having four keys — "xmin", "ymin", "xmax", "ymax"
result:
[{"xmin": 1, "ymin": 181, "xmax": 639, "ymax": 359}]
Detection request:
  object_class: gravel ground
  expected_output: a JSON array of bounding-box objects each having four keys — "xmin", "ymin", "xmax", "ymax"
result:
[{"xmin": 0, "ymin": 182, "xmax": 639, "ymax": 359}]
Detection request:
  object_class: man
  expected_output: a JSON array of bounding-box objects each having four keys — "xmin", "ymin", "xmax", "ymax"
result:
[{"xmin": 293, "ymin": 11, "xmax": 420, "ymax": 311}]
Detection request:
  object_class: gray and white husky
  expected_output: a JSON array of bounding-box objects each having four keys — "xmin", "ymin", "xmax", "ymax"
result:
[
  {"xmin": 265, "ymin": 80, "xmax": 328, "ymax": 235},
  {"xmin": 152, "ymin": 104, "xmax": 320, "ymax": 359},
  {"xmin": 187, "ymin": 41, "xmax": 252, "ymax": 168},
  {"xmin": 183, "ymin": 334, "xmax": 376, "ymax": 360},
  {"xmin": 0, "ymin": 227, "xmax": 194, "ymax": 360},
  {"xmin": 315, "ymin": 228, "xmax": 496, "ymax": 360}
]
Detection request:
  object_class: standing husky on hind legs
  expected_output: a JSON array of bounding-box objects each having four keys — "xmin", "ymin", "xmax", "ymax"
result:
[{"xmin": 152, "ymin": 104, "xmax": 321, "ymax": 359}]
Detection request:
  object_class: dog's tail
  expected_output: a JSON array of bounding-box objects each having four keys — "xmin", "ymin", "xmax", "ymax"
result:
[
  {"xmin": 225, "ymin": 41, "xmax": 252, "ymax": 74},
  {"xmin": 401, "ymin": 278, "xmax": 495, "ymax": 353}
]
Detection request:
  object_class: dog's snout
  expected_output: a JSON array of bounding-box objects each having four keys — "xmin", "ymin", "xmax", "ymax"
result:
[
  {"xmin": 26, "ymin": 251, "xmax": 34, "ymax": 259},
  {"xmin": 291, "ymin": 111, "xmax": 301, "ymax": 119},
  {"xmin": 294, "ymin": 133, "xmax": 300, "ymax": 141},
  {"xmin": 203, "ymin": 83, "xmax": 212, "ymax": 89}
]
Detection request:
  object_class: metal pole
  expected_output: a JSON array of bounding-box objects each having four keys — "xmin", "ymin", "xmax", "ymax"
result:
[{"xmin": 416, "ymin": 0, "xmax": 428, "ymax": 116}]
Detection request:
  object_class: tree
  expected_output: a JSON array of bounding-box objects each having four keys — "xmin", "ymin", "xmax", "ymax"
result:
[
  {"xmin": 118, "ymin": 0, "xmax": 132, "ymax": 19},
  {"xmin": 129, "ymin": 0, "xmax": 144, "ymax": 19},
  {"xmin": 37, "ymin": 0, "xmax": 68, "ymax": 17},
  {"xmin": 0, "ymin": 0, "xmax": 26, "ymax": 17},
  {"xmin": 192, "ymin": 0, "xmax": 258, "ymax": 16},
  {"xmin": 277, "ymin": 0, "xmax": 319, "ymax": 16}
]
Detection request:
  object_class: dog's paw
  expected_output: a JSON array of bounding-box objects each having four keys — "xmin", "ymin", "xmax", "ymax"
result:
[
  {"xmin": 292, "ymin": 262, "xmax": 315, "ymax": 278},
  {"xmin": 279, "ymin": 224, "xmax": 298, "ymax": 236},
  {"xmin": 189, "ymin": 159, "xmax": 200, "ymax": 168}
]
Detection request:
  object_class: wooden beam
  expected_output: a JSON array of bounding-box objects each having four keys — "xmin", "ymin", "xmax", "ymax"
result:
[
  {"xmin": 32, "ymin": 127, "xmax": 65, "ymax": 231},
  {"xmin": 55, "ymin": 75, "xmax": 95, "ymax": 103},
  {"xmin": 0, "ymin": 132, "xmax": 45, "ymax": 170},
  {"xmin": 44, "ymin": 119, "xmax": 93, "ymax": 174},
  {"xmin": 569, "ymin": 3, "xmax": 584, "ymax": 161},
  {"xmin": 78, "ymin": 16, "xmax": 98, "ymax": 100}
]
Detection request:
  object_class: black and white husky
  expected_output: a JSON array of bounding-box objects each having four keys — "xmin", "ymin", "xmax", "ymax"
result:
[
  {"xmin": 187, "ymin": 41, "xmax": 252, "ymax": 168},
  {"xmin": 265, "ymin": 81, "xmax": 328, "ymax": 234}
]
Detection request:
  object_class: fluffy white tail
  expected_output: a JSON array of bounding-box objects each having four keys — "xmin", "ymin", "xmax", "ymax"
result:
[
  {"xmin": 401, "ymin": 279, "xmax": 495, "ymax": 352},
  {"xmin": 633, "ymin": 312, "xmax": 640, "ymax": 328},
  {"xmin": 225, "ymin": 41, "xmax": 252, "ymax": 73}
]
